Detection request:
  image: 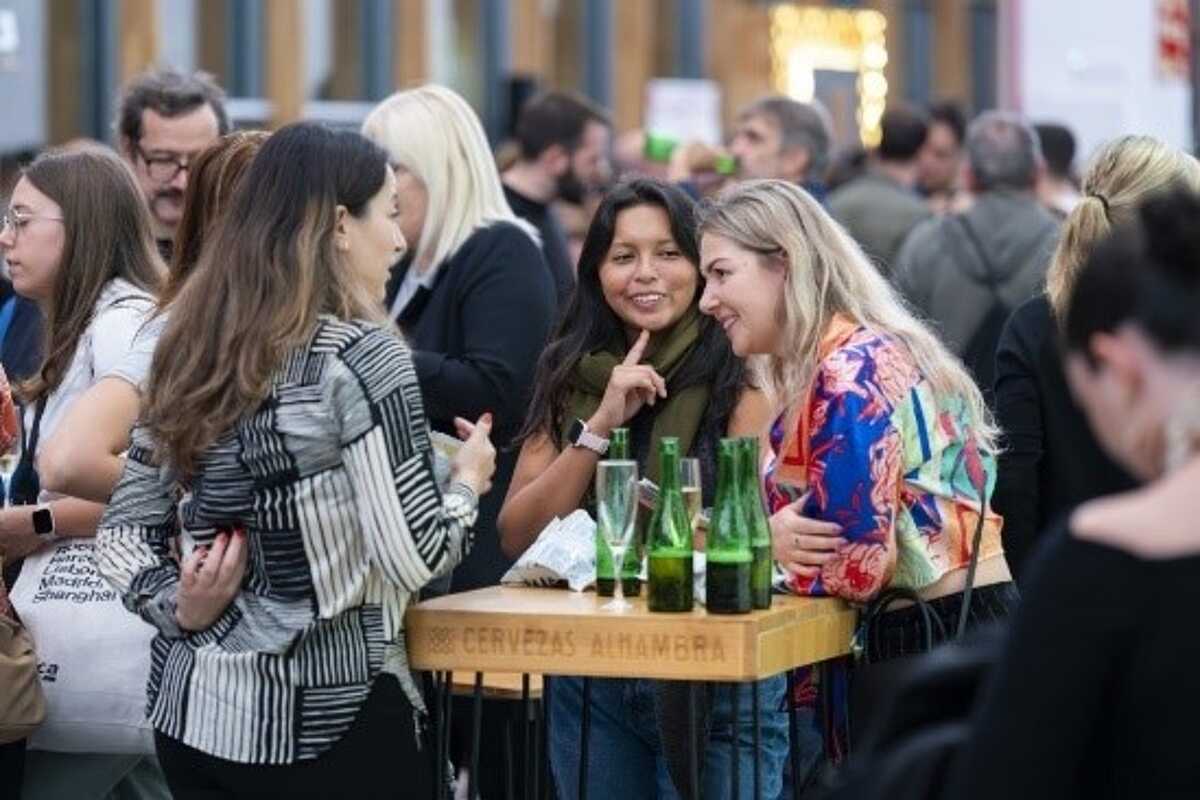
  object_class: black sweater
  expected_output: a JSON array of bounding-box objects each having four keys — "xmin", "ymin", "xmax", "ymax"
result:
[
  {"xmin": 947, "ymin": 528, "xmax": 1200, "ymax": 798},
  {"xmin": 503, "ymin": 184, "xmax": 575, "ymax": 311},
  {"xmin": 385, "ymin": 222, "xmax": 556, "ymax": 592},
  {"xmin": 992, "ymin": 296, "xmax": 1136, "ymax": 581}
]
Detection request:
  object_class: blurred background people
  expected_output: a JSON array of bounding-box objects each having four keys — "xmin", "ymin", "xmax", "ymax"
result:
[
  {"xmin": 115, "ymin": 68, "xmax": 229, "ymax": 261},
  {"xmin": 1034, "ymin": 122, "xmax": 1082, "ymax": 220},
  {"xmin": 828, "ymin": 104, "xmax": 932, "ymax": 276},
  {"xmin": 992, "ymin": 135, "xmax": 1200, "ymax": 581},
  {"xmin": 502, "ymin": 90, "xmax": 612, "ymax": 309},
  {"xmin": 948, "ymin": 187, "xmax": 1200, "ymax": 800},
  {"xmin": 895, "ymin": 110, "xmax": 1059, "ymax": 401},
  {"xmin": 917, "ymin": 101, "xmax": 968, "ymax": 214}
]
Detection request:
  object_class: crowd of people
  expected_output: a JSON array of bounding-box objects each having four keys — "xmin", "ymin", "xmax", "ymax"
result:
[{"xmin": 0, "ymin": 64, "xmax": 1196, "ymax": 800}]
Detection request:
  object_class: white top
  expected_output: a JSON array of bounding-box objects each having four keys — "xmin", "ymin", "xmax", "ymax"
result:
[{"xmin": 25, "ymin": 278, "xmax": 158, "ymax": 503}]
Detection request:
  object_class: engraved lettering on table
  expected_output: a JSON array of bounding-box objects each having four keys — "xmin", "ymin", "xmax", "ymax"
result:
[
  {"xmin": 460, "ymin": 627, "xmax": 577, "ymax": 658},
  {"xmin": 590, "ymin": 632, "xmax": 727, "ymax": 662}
]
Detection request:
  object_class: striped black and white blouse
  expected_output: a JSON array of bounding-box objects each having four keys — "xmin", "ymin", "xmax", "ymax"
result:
[{"xmin": 96, "ymin": 317, "xmax": 478, "ymax": 764}]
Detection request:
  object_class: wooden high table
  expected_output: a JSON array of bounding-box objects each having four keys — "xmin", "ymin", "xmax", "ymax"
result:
[{"xmin": 407, "ymin": 586, "xmax": 857, "ymax": 800}]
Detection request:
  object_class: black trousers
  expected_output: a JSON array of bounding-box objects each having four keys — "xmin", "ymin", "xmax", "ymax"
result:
[
  {"xmin": 1, "ymin": 738, "xmax": 26, "ymax": 798},
  {"xmin": 156, "ymin": 674, "xmax": 434, "ymax": 799},
  {"xmin": 866, "ymin": 581, "xmax": 1020, "ymax": 662}
]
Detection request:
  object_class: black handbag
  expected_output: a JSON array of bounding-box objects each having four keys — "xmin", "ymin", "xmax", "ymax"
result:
[{"xmin": 848, "ymin": 484, "xmax": 989, "ymax": 748}]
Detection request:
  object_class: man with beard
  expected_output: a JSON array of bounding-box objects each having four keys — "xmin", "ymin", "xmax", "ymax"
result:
[
  {"xmin": 115, "ymin": 68, "xmax": 229, "ymax": 261},
  {"xmin": 502, "ymin": 90, "xmax": 611, "ymax": 309}
]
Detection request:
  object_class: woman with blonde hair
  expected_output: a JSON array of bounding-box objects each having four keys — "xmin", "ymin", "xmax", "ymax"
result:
[
  {"xmin": 362, "ymin": 83, "xmax": 555, "ymax": 798},
  {"xmin": 362, "ymin": 86, "xmax": 555, "ymax": 592},
  {"xmin": 696, "ymin": 179, "xmax": 1015, "ymax": 767},
  {"xmin": 992, "ymin": 135, "xmax": 1200, "ymax": 580},
  {"xmin": 39, "ymin": 130, "xmax": 270, "ymax": 503}
]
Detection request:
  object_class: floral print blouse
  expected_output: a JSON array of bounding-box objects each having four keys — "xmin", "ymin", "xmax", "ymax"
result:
[{"xmin": 764, "ymin": 315, "xmax": 1004, "ymax": 602}]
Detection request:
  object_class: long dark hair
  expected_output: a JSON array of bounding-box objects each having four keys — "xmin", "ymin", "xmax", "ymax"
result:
[
  {"xmin": 144, "ymin": 122, "xmax": 390, "ymax": 477},
  {"xmin": 519, "ymin": 177, "xmax": 745, "ymax": 445},
  {"xmin": 19, "ymin": 147, "xmax": 163, "ymax": 403}
]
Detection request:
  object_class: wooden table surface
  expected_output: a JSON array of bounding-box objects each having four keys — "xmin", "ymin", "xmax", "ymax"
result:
[{"xmin": 406, "ymin": 586, "xmax": 857, "ymax": 682}]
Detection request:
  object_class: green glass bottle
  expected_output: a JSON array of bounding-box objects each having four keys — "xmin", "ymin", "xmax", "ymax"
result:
[
  {"xmin": 707, "ymin": 439, "xmax": 752, "ymax": 614},
  {"xmin": 596, "ymin": 428, "xmax": 629, "ymax": 597},
  {"xmin": 738, "ymin": 437, "xmax": 774, "ymax": 609},
  {"xmin": 642, "ymin": 132, "xmax": 736, "ymax": 175},
  {"xmin": 647, "ymin": 438, "xmax": 694, "ymax": 612}
]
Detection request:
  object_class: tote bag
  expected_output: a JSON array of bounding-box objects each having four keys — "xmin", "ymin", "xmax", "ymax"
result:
[{"xmin": 9, "ymin": 539, "xmax": 156, "ymax": 754}]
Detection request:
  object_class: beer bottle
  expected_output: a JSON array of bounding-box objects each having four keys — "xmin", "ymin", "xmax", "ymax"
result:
[
  {"xmin": 647, "ymin": 438, "xmax": 694, "ymax": 612},
  {"xmin": 707, "ymin": 439, "xmax": 753, "ymax": 614},
  {"xmin": 738, "ymin": 437, "xmax": 774, "ymax": 609},
  {"xmin": 596, "ymin": 428, "xmax": 629, "ymax": 597}
]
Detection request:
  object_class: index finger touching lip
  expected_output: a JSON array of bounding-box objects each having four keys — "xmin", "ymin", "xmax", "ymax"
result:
[{"xmin": 622, "ymin": 329, "xmax": 650, "ymax": 366}]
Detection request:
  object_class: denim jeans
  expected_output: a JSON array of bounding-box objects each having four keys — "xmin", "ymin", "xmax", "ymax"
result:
[{"xmin": 548, "ymin": 675, "xmax": 792, "ymax": 799}]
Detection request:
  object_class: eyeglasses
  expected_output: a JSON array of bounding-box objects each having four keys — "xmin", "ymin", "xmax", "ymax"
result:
[
  {"xmin": 134, "ymin": 143, "xmax": 196, "ymax": 183},
  {"xmin": 1, "ymin": 209, "xmax": 64, "ymax": 240}
]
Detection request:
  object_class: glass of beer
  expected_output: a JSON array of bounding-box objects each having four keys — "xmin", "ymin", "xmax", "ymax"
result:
[
  {"xmin": 596, "ymin": 460, "xmax": 639, "ymax": 612},
  {"xmin": 679, "ymin": 458, "xmax": 703, "ymax": 548}
]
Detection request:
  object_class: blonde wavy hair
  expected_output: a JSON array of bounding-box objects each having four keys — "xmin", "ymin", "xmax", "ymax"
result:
[
  {"xmin": 1046, "ymin": 135, "xmax": 1200, "ymax": 320},
  {"xmin": 699, "ymin": 179, "xmax": 999, "ymax": 451},
  {"xmin": 361, "ymin": 85, "xmax": 536, "ymax": 274}
]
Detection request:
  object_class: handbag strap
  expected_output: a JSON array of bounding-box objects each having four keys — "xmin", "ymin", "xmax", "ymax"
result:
[{"xmin": 954, "ymin": 482, "xmax": 990, "ymax": 639}]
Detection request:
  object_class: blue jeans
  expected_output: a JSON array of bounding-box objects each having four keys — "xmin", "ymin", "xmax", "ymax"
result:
[{"xmin": 549, "ymin": 675, "xmax": 792, "ymax": 799}]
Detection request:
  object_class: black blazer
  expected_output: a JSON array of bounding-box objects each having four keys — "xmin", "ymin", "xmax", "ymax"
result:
[
  {"xmin": 386, "ymin": 221, "xmax": 556, "ymax": 591},
  {"xmin": 992, "ymin": 296, "xmax": 1136, "ymax": 581}
]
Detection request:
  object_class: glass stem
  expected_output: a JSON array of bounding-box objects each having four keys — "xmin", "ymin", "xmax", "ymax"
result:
[{"xmin": 610, "ymin": 546, "xmax": 626, "ymax": 605}]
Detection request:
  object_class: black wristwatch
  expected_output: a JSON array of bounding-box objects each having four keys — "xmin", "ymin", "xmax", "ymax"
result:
[
  {"xmin": 32, "ymin": 505, "xmax": 55, "ymax": 539},
  {"xmin": 567, "ymin": 418, "xmax": 610, "ymax": 456}
]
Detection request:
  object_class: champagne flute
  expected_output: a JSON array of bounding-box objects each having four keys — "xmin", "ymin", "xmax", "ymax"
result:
[
  {"xmin": 596, "ymin": 460, "xmax": 638, "ymax": 612},
  {"xmin": 679, "ymin": 457, "xmax": 703, "ymax": 549}
]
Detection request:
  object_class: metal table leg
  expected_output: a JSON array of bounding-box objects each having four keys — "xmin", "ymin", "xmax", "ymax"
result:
[
  {"xmin": 522, "ymin": 674, "xmax": 532, "ymax": 800},
  {"xmin": 579, "ymin": 677, "xmax": 592, "ymax": 800},
  {"xmin": 689, "ymin": 683, "xmax": 700, "ymax": 800},
  {"xmin": 470, "ymin": 672, "xmax": 484, "ymax": 800},
  {"xmin": 443, "ymin": 672, "xmax": 455, "ymax": 800}
]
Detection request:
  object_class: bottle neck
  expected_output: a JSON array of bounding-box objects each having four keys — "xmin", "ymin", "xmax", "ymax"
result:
[{"xmin": 659, "ymin": 447, "xmax": 681, "ymax": 493}]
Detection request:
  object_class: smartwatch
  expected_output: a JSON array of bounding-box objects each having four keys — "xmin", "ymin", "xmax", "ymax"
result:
[
  {"xmin": 32, "ymin": 505, "xmax": 55, "ymax": 540},
  {"xmin": 567, "ymin": 418, "xmax": 610, "ymax": 456}
]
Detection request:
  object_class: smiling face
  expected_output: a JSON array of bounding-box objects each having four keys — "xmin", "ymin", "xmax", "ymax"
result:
[
  {"xmin": 0, "ymin": 176, "xmax": 66, "ymax": 303},
  {"xmin": 597, "ymin": 204, "xmax": 698, "ymax": 342},
  {"xmin": 340, "ymin": 167, "xmax": 406, "ymax": 301},
  {"xmin": 698, "ymin": 232, "xmax": 788, "ymax": 357}
]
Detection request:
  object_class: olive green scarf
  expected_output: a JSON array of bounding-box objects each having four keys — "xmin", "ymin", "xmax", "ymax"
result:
[{"xmin": 563, "ymin": 307, "xmax": 709, "ymax": 483}]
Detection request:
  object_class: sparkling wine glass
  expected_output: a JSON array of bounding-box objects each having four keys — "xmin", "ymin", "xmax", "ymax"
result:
[
  {"xmin": 679, "ymin": 457, "xmax": 703, "ymax": 549},
  {"xmin": 596, "ymin": 460, "xmax": 638, "ymax": 612}
]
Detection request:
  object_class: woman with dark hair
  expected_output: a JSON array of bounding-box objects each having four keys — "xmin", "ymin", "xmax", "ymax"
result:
[
  {"xmin": 498, "ymin": 178, "xmax": 788, "ymax": 798},
  {"xmin": 95, "ymin": 122, "xmax": 496, "ymax": 796},
  {"xmin": 0, "ymin": 146, "xmax": 167, "ymax": 799},
  {"xmin": 947, "ymin": 188, "xmax": 1200, "ymax": 798},
  {"xmin": 40, "ymin": 130, "xmax": 270, "ymax": 503}
]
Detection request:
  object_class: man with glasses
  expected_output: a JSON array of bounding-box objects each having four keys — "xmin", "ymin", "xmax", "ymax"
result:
[{"xmin": 115, "ymin": 68, "xmax": 229, "ymax": 260}]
